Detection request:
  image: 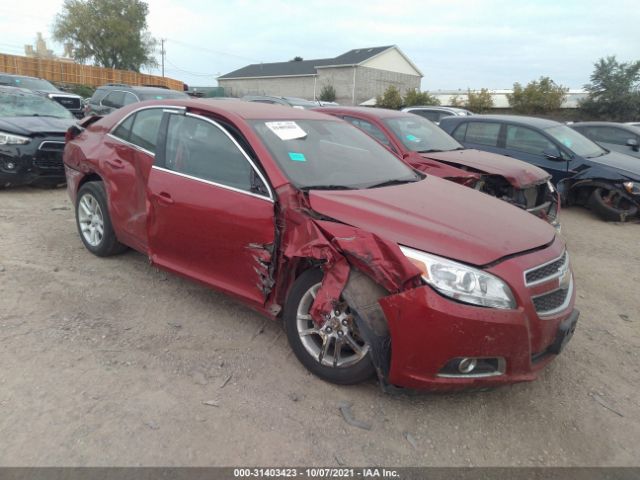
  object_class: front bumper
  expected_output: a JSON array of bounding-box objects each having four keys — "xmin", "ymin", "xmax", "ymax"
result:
[
  {"xmin": 0, "ymin": 138, "xmax": 66, "ymax": 187},
  {"xmin": 379, "ymin": 238, "xmax": 577, "ymax": 391}
]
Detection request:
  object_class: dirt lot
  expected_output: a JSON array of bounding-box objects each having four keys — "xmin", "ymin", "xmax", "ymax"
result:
[{"xmin": 0, "ymin": 186, "xmax": 638, "ymax": 467}]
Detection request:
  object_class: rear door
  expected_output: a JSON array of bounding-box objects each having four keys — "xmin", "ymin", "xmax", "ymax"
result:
[
  {"xmin": 452, "ymin": 120, "xmax": 504, "ymax": 155},
  {"xmin": 146, "ymin": 112, "xmax": 275, "ymax": 306},
  {"xmin": 103, "ymin": 107, "xmax": 165, "ymax": 251}
]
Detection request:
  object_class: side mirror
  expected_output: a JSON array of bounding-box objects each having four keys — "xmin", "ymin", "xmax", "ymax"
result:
[
  {"xmin": 543, "ymin": 149, "xmax": 564, "ymax": 161},
  {"xmin": 626, "ymin": 138, "xmax": 639, "ymax": 152}
]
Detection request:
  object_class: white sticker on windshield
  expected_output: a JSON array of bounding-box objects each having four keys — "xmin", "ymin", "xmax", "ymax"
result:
[{"xmin": 265, "ymin": 121, "xmax": 307, "ymax": 141}]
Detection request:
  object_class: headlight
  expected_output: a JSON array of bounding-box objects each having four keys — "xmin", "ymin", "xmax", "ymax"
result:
[
  {"xmin": 400, "ymin": 246, "xmax": 516, "ymax": 309},
  {"xmin": 623, "ymin": 181, "xmax": 640, "ymax": 195},
  {"xmin": 0, "ymin": 131, "xmax": 30, "ymax": 145}
]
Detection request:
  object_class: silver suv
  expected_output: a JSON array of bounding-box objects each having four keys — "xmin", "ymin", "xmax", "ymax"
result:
[{"xmin": 402, "ymin": 106, "xmax": 473, "ymax": 124}]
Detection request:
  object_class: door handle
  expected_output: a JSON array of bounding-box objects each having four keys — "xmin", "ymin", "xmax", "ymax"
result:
[
  {"xmin": 154, "ymin": 191, "xmax": 174, "ymax": 205},
  {"xmin": 105, "ymin": 159, "xmax": 124, "ymax": 169}
]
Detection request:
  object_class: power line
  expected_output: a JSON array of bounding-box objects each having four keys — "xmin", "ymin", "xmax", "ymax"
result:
[{"xmin": 164, "ymin": 37, "xmax": 260, "ymax": 63}]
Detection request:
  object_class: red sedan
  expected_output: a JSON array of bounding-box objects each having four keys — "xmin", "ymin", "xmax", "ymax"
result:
[
  {"xmin": 64, "ymin": 99, "xmax": 578, "ymax": 391},
  {"xmin": 315, "ymin": 106, "xmax": 560, "ymax": 228}
]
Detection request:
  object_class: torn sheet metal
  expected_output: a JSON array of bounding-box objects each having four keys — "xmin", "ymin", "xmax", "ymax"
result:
[{"xmin": 268, "ymin": 184, "xmax": 421, "ymax": 325}]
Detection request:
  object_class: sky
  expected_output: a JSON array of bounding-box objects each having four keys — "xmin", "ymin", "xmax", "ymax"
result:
[{"xmin": 1, "ymin": 0, "xmax": 639, "ymax": 91}]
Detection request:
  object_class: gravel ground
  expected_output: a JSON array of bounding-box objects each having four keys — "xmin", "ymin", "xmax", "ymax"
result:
[{"xmin": 0, "ymin": 186, "xmax": 638, "ymax": 466}]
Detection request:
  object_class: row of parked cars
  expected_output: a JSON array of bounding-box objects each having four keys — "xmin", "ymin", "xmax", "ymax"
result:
[{"xmin": 0, "ymin": 74, "xmax": 633, "ymax": 392}]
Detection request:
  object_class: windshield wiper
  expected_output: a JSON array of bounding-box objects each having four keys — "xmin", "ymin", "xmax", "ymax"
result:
[
  {"xmin": 417, "ymin": 149, "xmax": 444, "ymax": 153},
  {"xmin": 366, "ymin": 178, "xmax": 419, "ymax": 189},
  {"xmin": 300, "ymin": 185, "xmax": 356, "ymax": 191}
]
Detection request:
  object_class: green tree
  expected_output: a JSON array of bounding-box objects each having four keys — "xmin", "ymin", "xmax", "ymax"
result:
[
  {"xmin": 319, "ymin": 84, "xmax": 336, "ymax": 102},
  {"xmin": 466, "ymin": 88, "xmax": 494, "ymax": 113},
  {"xmin": 403, "ymin": 88, "xmax": 440, "ymax": 107},
  {"xmin": 580, "ymin": 56, "xmax": 640, "ymax": 121},
  {"xmin": 375, "ymin": 85, "xmax": 403, "ymax": 109},
  {"xmin": 507, "ymin": 77, "xmax": 568, "ymax": 114},
  {"xmin": 448, "ymin": 95, "xmax": 465, "ymax": 107},
  {"xmin": 290, "ymin": 56, "xmax": 303, "ymax": 62},
  {"xmin": 53, "ymin": 0, "xmax": 157, "ymax": 72}
]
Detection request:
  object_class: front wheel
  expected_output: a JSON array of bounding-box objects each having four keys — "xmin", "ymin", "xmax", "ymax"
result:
[
  {"xmin": 588, "ymin": 187, "xmax": 638, "ymax": 222},
  {"xmin": 75, "ymin": 181, "xmax": 127, "ymax": 256},
  {"xmin": 284, "ymin": 269, "xmax": 375, "ymax": 385}
]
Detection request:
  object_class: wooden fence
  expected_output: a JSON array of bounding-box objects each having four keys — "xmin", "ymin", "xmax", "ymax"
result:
[{"xmin": 0, "ymin": 53, "xmax": 184, "ymax": 91}]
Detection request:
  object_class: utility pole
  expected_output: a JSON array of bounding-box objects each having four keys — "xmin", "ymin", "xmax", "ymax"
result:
[{"xmin": 161, "ymin": 38, "xmax": 166, "ymax": 77}]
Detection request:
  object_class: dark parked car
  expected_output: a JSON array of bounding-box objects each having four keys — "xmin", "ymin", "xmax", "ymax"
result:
[
  {"xmin": 0, "ymin": 86, "xmax": 75, "ymax": 187},
  {"xmin": 315, "ymin": 106, "xmax": 559, "ymax": 226},
  {"xmin": 401, "ymin": 106, "xmax": 473, "ymax": 125},
  {"xmin": 84, "ymin": 84, "xmax": 189, "ymax": 115},
  {"xmin": 0, "ymin": 73, "xmax": 84, "ymax": 118},
  {"xmin": 242, "ymin": 95, "xmax": 319, "ymax": 109},
  {"xmin": 440, "ymin": 115, "xmax": 640, "ymax": 221},
  {"xmin": 64, "ymin": 99, "xmax": 577, "ymax": 391},
  {"xmin": 570, "ymin": 122, "xmax": 640, "ymax": 159}
]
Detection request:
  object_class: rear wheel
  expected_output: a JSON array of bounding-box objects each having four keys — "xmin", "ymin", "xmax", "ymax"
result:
[
  {"xmin": 76, "ymin": 182, "xmax": 127, "ymax": 256},
  {"xmin": 588, "ymin": 187, "xmax": 638, "ymax": 222},
  {"xmin": 284, "ymin": 269, "xmax": 375, "ymax": 385}
]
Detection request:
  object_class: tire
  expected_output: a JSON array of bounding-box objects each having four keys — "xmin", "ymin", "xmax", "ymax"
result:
[
  {"xmin": 75, "ymin": 181, "xmax": 127, "ymax": 256},
  {"xmin": 284, "ymin": 269, "xmax": 375, "ymax": 385},
  {"xmin": 588, "ymin": 187, "xmax": 638, "ymax": 222}
]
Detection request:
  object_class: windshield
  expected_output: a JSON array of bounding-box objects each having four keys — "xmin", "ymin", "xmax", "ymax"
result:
[
  {"xmin": 3, "ymin": 77, "xmax": 58, "ymax": 92},
  {"xmin": 0, "ymin": 91, "xmax": 73, "ymax": 119},
  {"xmin": 544, "ymin": 125, "xmax": 606, "ymax": 158},
  {"xmin": 385, "ymin": 115, "xmax": 463, "ymax": 152},
  {"xmin": 139, "ymin": 91, "xmax": 189, "ymax": 101},
  {"xmin": 252, "ymin": 119, "xmax": 419, "ymax": 189}
]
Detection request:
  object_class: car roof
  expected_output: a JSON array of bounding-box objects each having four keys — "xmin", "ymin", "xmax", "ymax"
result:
[
  {"xmin": 572, "ymin": 121, "xmax": 639, "ymax": 130},
  {"xmin": 0, "ymin": 73, "xmax": 41, "ymax": 80},
  {"xmin": 0, "ymin": 85, "xmax": 39, "ymax": 95},
  {"xmin": 99, "ymin": 85, "xmax": 181, "ymax": 94},
  {"xmin": 314, "ymin": 106, "xmax": 408, "ymax": 119},
  {"xmin": 444, "ymin": 114, "xmax": 561, "ymax": 129},
  {"xmin": 404, "ymin": 106, "xmax": 468, "ymax": 112},
  {"xmin": 120, "ymin": 98, "xmax": 339, "ymax": 121}
]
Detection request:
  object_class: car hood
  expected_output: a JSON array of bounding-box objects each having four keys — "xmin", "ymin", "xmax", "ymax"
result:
[
  {"xmin": 585, "ymin": 150, "xmax": 640, "ymax": 179},
  {"xmin": 421, "ymin": 149, "xmax": 550, "ymax": 188},
  {"xmin": 308, "ymin": 176, "xmax": 556, "ymax": 266},
  {"xmin": 0, "ymin": 116, "xmax": 76, "ymax": 136}
]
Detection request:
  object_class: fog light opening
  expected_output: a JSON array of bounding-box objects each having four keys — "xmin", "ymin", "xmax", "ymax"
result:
[{"xmin": 458, "ymin": 357, "xmax": 478, "ymax": 374}]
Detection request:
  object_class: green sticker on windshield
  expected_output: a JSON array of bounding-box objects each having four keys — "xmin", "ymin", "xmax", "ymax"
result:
[
  {"xmin": 406, "ymin": 134, "xmax": 420, "ymax": 142},
  {"xmin": 155, "ymin": 96, "xmax": 164, "ymax": 99},
  {"xmin": 288, "ymin": 152, "xmax": 306, "ymax": 162}
]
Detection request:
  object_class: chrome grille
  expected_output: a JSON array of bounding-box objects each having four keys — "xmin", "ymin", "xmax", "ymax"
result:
[
  {"xmin": 38, "ymin": 141, "xmax": 65, "ymax": 152},
  {"xmin": 525, "ymin": 251, "xmax": 568, "ymax": 286},
  {"xmin": 50, "ymin": 95, "xmax": 81, "ymax": 110}
]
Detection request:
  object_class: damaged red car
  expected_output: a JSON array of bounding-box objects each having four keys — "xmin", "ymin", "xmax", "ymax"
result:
[
  {"xmin": 63, "ymin": 100, "xmax": 578, "ymax": 391},
  {"xmin": 314, "ymin": 106, "xmax": 560, "ymax": 228}
]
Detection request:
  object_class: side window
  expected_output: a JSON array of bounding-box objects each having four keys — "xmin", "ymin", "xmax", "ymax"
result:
[
  {"xmin": 505, "ymin": 125, "xmax": 557, "ymax": 155},
  {"xmin": 590, "ymin": 127, "xmax": 634, "ymax": 146},
  {"xmin": 465, "ymin": 122, "xmax": 501, "ymax": 146},
  {"xmin": 343, "ymin": 116, "xmax": 392, "ymax": 148},
  {"xmin": 102, "ymin": 91, "xmax": 125, "ymax": 108},
  {"xmin": 122, "ymin": 92, "xmax": 138, "ymax": 106},
  {"xmin": 164, "ymin": 115, "xmax": 256, "ymax": 193},
  {"xmin": 111, "ymin": 113, "xmax": 135, "ymax": 141},
  {"xmin": 451, "ymin": 122, "xmax": 468, "ymax": 142},
  {"xmin": 129, "ymin": 109, "xmax": 164, "ymax": 153}
]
